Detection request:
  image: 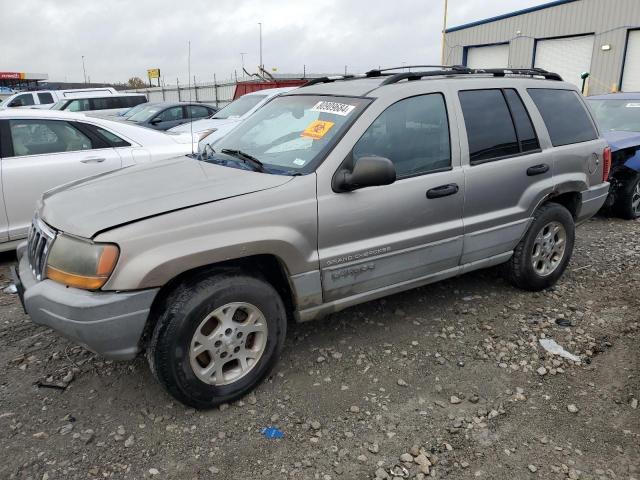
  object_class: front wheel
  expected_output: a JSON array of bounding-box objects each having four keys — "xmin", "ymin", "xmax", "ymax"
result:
[
  {"xmin": 504, "ymin": 202, "xmax": 575, "ymax": 291},
  {"xmin": 147, "ymin": 271, "xmax": 287, "ymax": 409}
]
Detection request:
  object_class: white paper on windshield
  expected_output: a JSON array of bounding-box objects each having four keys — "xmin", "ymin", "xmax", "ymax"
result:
[
  {"xmin": 625, "ymin": 103, "xmax": 640, "ymax": 108},
  {"xmin": 310, "ymin": 101, "xmax": 356, "ymax": 116}
]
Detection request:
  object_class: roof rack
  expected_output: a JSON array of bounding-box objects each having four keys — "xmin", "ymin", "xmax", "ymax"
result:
[
  {"xmin": 379, "ymin": 67, "xmax": 563, "ymax": 86},
  {"xmin": 303, "ymin": 67, "xmax": 563, "ymax": 88}
]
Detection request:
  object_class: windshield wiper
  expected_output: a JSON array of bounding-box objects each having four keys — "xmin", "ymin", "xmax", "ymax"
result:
[{"xmin": 221, "ymin": 149, "xmax": 265, "ymax": 172}]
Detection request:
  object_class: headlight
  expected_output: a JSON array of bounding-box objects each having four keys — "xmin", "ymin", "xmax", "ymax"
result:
[
  {"xmin": 46, "ymin": 235, "xmax": 119, "ymax": 290},
  {"xmin": 198, "ymin": 128, "xmax": 217, "ymax": 141}
]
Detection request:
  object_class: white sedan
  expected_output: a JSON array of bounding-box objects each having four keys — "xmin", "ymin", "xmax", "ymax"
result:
[{"xmin": 0, "ymin": 108, "xmax": 197, "ymax": 251}]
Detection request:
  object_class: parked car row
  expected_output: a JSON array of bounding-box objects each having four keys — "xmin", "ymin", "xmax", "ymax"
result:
[{"xmin": 12, "ymin": 67, "xmax": 614, "ymax": 409}]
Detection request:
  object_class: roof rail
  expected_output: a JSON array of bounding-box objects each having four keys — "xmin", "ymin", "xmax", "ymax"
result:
[
  {"xmin": 303, "ymin": 75, "xmax": 361, "ymax": 86},
  {"xmin": 379, "ymin": 67, "xmax": 563, "ymax": 86},
  {"xmin": 365, "ymin": 65, "xmax": 464, "ymax": 77}
]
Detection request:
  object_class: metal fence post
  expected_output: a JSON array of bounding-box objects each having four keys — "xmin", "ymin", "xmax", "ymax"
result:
[
  {"xmin": 161, "ymin": 83, "xmax": 165, "ymax": 101},
  {"xmin": 214, "ymin": 74, "xmax": 219, "ymax": 108},
  {"xmin": 177, "ymin": 78, "xmax": 181, "ymax": 102},
  {"xmin": 194, "ymin": 76, "xmax": 198, "ymax": 102}
]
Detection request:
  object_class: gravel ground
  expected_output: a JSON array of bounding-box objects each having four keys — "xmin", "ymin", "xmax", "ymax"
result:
[{"xmin": 0, "ymin": 216, "xmax": 638, "ymax": 480}]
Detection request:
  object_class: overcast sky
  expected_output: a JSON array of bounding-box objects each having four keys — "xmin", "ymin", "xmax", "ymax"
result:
[{"xmin": 1, "ymin": 0, "xmax": 549, "ymax": 84}]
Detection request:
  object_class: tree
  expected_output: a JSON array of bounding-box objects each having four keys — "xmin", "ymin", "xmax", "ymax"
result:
[{"xmin": 127, "ymin": 77, "xmax": 147, "ymax": 89}]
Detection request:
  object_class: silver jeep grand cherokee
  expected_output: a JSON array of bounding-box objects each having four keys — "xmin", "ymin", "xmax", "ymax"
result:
[{"xmin": 14, "ymin": 67, "xmax": 611, "ymax": 408}]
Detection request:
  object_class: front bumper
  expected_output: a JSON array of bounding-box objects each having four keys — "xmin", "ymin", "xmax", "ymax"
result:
[
  {"xmin": 14, "ymin": 244, "xmax": 159, "ymax": 360},
  {"xmin": 577, "ymin": 182, "xmax": 610, "ymax": 224}
]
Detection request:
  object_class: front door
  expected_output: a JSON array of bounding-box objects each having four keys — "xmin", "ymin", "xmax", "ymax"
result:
[
  {"xmin": 317, "ymin": 93, "xmax": 464, "ymax": 302},
  {"xmin": 1, "ymin": 118, "xmax": 122, "ymax": 239}
]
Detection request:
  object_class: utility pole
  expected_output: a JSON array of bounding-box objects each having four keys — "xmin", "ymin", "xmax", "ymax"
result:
[
  {"xmin": 258, "ymin": 23, "xmax": 263, "ymax": 72},
  {"xmin": 440, "ymin": 0, "xmax": 449, "ymax": 65},
  {"xmin": 81, "ymin": 55, "xmax": 87, "ymax": 84}
]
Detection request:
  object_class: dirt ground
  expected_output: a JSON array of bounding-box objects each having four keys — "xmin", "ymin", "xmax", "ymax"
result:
[{"xmin": 0, "ymin": 216, "xmax": 638, "ymax": 480}]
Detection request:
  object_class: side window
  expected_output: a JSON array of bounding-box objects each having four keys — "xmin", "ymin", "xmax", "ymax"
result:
[
  {"xmin": 156, "ymin": 106, "xmax": 184, "ymax": 122},
  {"xmin": 94, "ymin": 126, "xmax": 131, "ymax": 147},
  {"xmin": 527, "ymin": 89, "xmax": 597, "ymax": 146},
  {"xmin": 353, "ymin": 94, "xmax": 451, "ymax": 178},
  {"xmin": 37, "ymin": 92, "xmax": 54, "ymax": 104},
  {"xmin": 188, "ymin": 105, "xmax": 211, "ymax": 118},
  {"xmin": 9, "ymin": 120, "xmax": 93, "ymax": 156},
  {"xmin": 459, "ymin": 89, "xmax": 519, "ymax": 163},
  {"xmin": 10, "ymin": 94, "xmax": 35, "ymax": 107},
  {"xmin": 66, "ymin": 99, "xmax": 91, "ymax": 112},
  {"xmin": 503, "ymin": 89, "xmax": 540, "ymax": 153}
]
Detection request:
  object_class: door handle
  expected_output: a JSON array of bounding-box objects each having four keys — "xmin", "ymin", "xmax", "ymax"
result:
[
  {"xmin": 426, "ymin": 183, "xmax": 459, "ymax": 199},
  {"xmin": 526, "ymin": 164, "xmax": 549, "ymax": 176},
  {"xmin": 81, "ymin": 157, "xmax": 106, "ymax": 164}
]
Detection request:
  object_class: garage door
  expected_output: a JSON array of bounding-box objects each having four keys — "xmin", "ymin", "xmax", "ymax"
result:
[
  {"xmin": 466, "ymin": 44, "xmax": 509, "ymax": 69},
  {"xmin": 534, "ymin": 35, "xmax": 594, "ymax": 88},
  {"xmin": 622, "ymin": 30, "xmax": 640, "ymax": 92}
]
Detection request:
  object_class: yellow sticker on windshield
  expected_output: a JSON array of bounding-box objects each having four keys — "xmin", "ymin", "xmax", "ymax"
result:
[{"xmin": 301, "ymin": 120, "xmax": 335, "ymax": 140}]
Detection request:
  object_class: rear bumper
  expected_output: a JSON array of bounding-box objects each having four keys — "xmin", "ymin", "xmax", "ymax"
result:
[
  {"xmin": 577, "ymin": 182, "xmax": 610, "ymax": 224},
  {"xmin": 15, "ymin": 244, "xmax": 158, "ymax": 360}
]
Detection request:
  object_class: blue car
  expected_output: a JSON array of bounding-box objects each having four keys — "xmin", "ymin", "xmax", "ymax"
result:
[{"xmin": 588, "ymin": 93, "xmax": 640, "ymax": 219}]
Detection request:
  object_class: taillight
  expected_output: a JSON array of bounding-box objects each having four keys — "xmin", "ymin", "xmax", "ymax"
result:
[{"xmin": 602, "ymin": 146, "xmax": 611, "ymax": 182}]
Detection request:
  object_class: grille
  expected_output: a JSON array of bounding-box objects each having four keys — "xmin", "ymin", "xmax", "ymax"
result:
[{"xmin": 27, "ymin": 217, "xmax": 56, "ymax": 281}]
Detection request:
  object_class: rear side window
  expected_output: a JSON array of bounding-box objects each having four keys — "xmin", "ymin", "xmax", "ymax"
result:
[
  {"xmin": 37, "ymin": 92, "xmax": 54, "ymax": 104},
  {"xmin": 91, "ymin": 97, "xmax": 120, "ymax": 110},
  {"xmin": 94, "ymin": 126, "xmax": 131, "ymax": 147},
  {"xmin": 527, "ymin": 89, "xmax": 597, "ymax": 146},
  {"xmin": 503, "ymin": 89, "xmax": 540, "ymax": 153},
  {"xmin": 459, "ymin": 89, "xmax": 519, "ymax": 163}
]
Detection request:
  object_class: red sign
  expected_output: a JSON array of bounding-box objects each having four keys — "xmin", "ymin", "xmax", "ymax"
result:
[{"xmin": 0, "ymin": 72, "xmax": 24, "ymax": 80}]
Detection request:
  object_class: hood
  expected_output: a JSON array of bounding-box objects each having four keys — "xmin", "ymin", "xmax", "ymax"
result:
[
  {"xmin": 170, "ymin": 117, "xmax": 241, "ymax": 134},
  {"xmin": 40, "ymin": 156, "xmax": 292, "ymax": 238},
  {"xmin": 602, "ymin": 130, "xmax": 640, "ymax": 152}
]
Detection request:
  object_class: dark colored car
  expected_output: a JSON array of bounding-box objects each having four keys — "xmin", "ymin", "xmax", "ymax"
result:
[
  {"xmin": 588, "ymin": 93, "xmax": 640, "ymax": 219},
  {"xmin": 125, "ymin": 102, "xmax": 217, "ymax": 131}
]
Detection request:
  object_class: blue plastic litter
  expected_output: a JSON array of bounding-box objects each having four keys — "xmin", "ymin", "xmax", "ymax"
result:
[{"xmin": 261, "ymin": 426, "xmax": 284, "ymax": 439}]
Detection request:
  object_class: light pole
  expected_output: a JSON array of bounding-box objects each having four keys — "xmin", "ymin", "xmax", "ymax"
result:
[
  {"xmin": 440, "ymin": 0, "xmax": 449, "ymax": 65},
  {"xmin": 81, "ymin": 55, "xmax": 87, "ymax": 84},
  {"xmin": 258, "ymin": 23, "xmax": 263, "ymax": 72}
]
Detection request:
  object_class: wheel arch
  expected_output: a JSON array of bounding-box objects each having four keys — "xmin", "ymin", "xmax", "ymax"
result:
[{"xmin": 140, "ymin": 254, "xmax": 296, "ymax": 350}]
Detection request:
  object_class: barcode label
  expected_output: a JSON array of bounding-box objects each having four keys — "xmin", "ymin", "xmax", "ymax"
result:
[{"xmin": 310, "ymin": 101, "xmax": 356, "ymax": 116}]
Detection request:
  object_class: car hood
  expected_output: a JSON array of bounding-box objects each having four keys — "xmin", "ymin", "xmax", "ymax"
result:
[
  {"xmin": 39, "ymin": 156, "xmax": 292, "ymax": 238},
  {"xmin": 602, "ymin": 130, "xmax": 640, "ymax": 152},
  {"xmin": 169, "ymin": 117, "xmax": 242, "ymax": 133}
]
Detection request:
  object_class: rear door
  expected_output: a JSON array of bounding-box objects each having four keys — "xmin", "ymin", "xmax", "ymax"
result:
[
  {"xmin": 455, "ymin": 87, "xmax": 554, "ymax": 264},
  {"xmin": 317, "ymin": 91, "xmax": 464, "ymax": 302},
  {"xmin": 1, "ymin": 118, "xmax": 122, "ymax": 239}
]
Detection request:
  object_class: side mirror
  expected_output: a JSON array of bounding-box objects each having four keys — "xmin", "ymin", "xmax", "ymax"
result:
[
  {"xmin": 150, "ymin": 118, "xmax": 162, "ymax": 125},
  {"xmin": 334, "ymin": 156, "xmax": 396, "ymax": 192}
]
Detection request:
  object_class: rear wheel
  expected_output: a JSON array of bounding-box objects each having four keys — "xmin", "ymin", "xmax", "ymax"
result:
[
  {"xmin": 505, "ymin": 203, "xmax": 575, "ymax": 291},
  {"xmin": 148, "ymin": 271, "xmax": 287, "ymax": 409},
  {"xmin": 615, "ymin": 174, "xmax": 640, "ymax": 220}
]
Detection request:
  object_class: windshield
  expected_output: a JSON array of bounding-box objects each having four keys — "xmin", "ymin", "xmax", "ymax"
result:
[
  {"xmin": 205, "ymin": 95, "xmax": 370, "ymax": 173},
  {"xmin": 127, "ymin": 105, "xmax": 164, "ymax": 122},
  {"xmin": 121, "ymin": 103, "xmax": 150, "ymax": 118},
  {"xmin": 587, "ymin": 99, "xmax": 640, "ymax": 132},
  {"xmin": 50, "ymin": 100, "xmax": 67, "ymax": 110},
  {"xmin": 212, "ymin": 95, "xmax": 267, "ymax": 119}
]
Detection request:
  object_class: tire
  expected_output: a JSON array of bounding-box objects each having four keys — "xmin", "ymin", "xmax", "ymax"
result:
[
  {"xmin": 505, "ymin": 202, "xmax": 575, "ymax": 291},
  {"xmin": 147, "ymin": 270, "xmax": 287, "ymax": 409},
  {"xmin": 615, "ymin": 174, "xmax": 640, "ymax": 220}
]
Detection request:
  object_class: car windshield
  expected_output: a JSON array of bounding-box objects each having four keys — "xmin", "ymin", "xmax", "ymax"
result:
[
  {"xmin": 204, "ymin": 95, "xmax": 370, "ymax": 173},
  {"xmin": 587, "ymin": 98, "xmax": 640, "ymax": 132},
  {"xmin": 121, "ymin": 103, "xmax": 151, "ymax": 119},
  {"xmin": 127, "ymin": 105, "xmax": 164, "ymax": 122},
  {"xmin": 212, "ymin": 95, "xmax": 267, "ymax": 119},
  {"xmin": 50, "ymin": 100, "xmax": 67, "ymax": 110}
]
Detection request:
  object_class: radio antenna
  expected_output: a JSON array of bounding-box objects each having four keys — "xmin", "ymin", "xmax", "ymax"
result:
[{"xmin": 188, "ymin": 40, "xmax": 194, "ymax": 155}]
